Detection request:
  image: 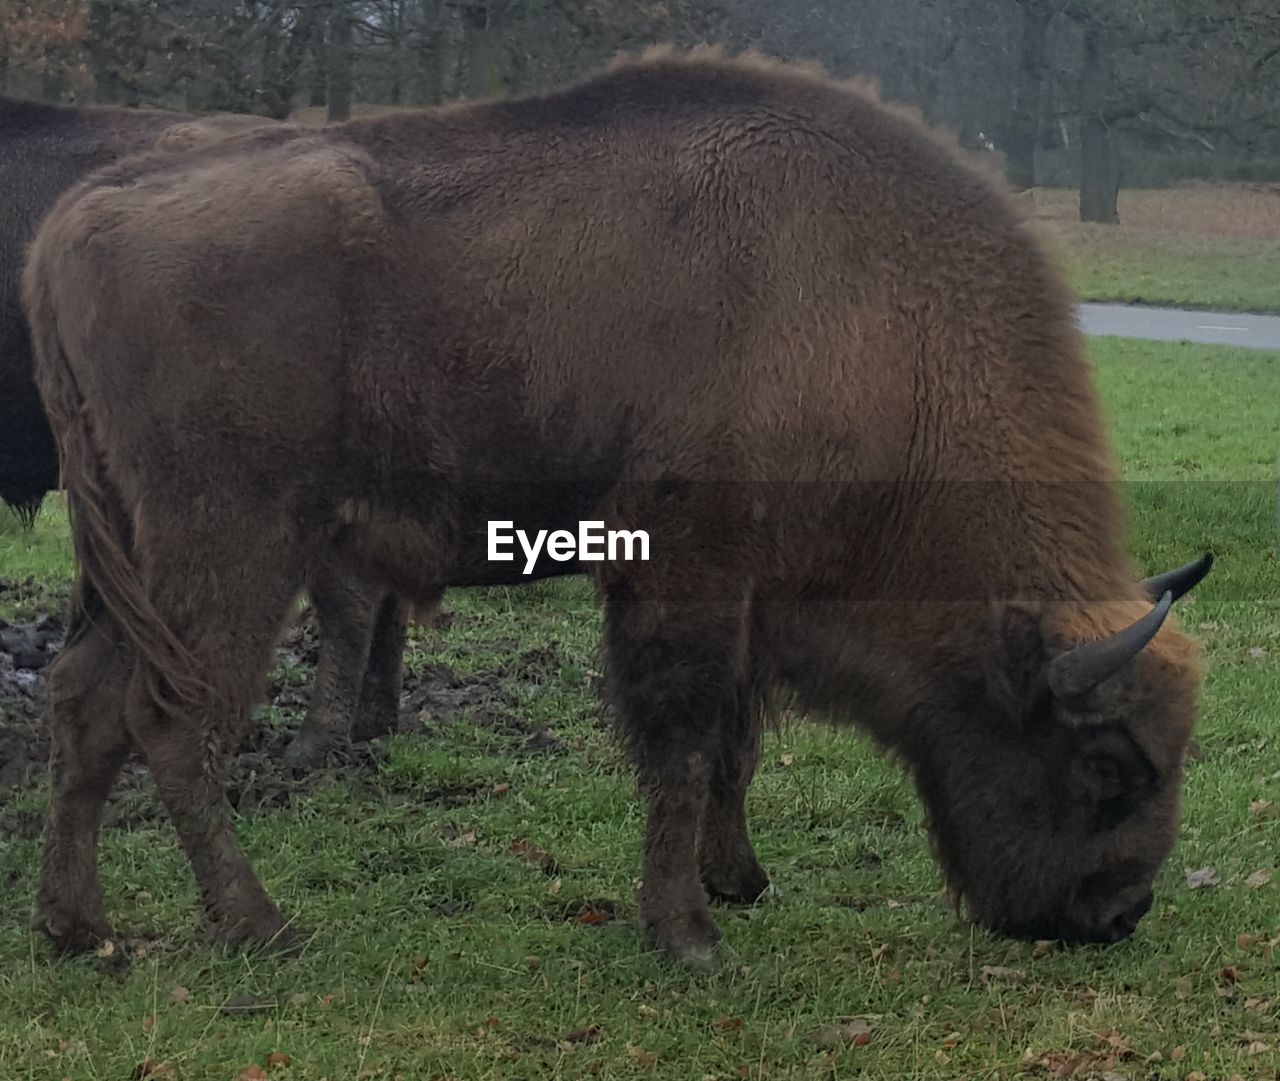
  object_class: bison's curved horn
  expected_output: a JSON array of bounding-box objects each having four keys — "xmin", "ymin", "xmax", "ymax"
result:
[
  {"xmin": 1140, "ymin": 552, "xmax": 1213, "ymax": 603},
  {"xmin": 1047, "ymin": 591, "xmax": 1173, "ymax": 700}
]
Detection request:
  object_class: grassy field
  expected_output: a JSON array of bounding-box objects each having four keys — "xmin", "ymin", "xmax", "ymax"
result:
[
  {"xmin": 1026, "ymin": 185, "xmax": 1280, "ymax": 314},
  {"xmin": 1, "ymin": 338, "xmax": 1278, "ymax": 1080}
]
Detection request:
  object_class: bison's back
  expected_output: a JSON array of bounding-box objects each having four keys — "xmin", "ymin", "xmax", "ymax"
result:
[{"xmin": 26, "ymin": 51, "xmax": 1119, "ymax": 602}]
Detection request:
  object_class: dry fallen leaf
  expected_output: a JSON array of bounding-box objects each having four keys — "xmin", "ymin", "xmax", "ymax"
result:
[
  {"xmin": 1245, "ymin": 868, "xmax": 1272, "ymax": 889},
  {"xmin": 1173, "ymin": 976, "xmax": 1194, "ymax": 1000},
  {"xmin": 1096, "ymin": 1029, "xmax": 1134, "ymax": 1058},
  {"xmin": 1040, "ymin": 1050, "xmax": 1091, "ymax": 1077},
  {"xmin": 446, "ymin": 828, "xmax": 479, "ymax": 848},
  {"xmin": 980, "ymin": 965, "xmax": 1027, "ymax": 984},
  {"xmin": 1185, "ymin": 867, "xmax": 1220, "ymax": 889},
  {"xmin": 779, "ymin": 753, "xmax": 795, "ymax": 767},
  {"xmin": 713, "ymin": 1016, "xmax": 744, "ymax": 1033},
  {"xmin": 1249, "ymin": 799, "xmax": 1276, "ymax": 819},
  {"xmin": 131, "ymin": 1061, "xmax": 174, "ymax": 1080},
  {"xmin": 636, "ymin": 1005, "xmax": 658, "ymax": 1020},
  {"xmin": 1170, "ymin": 1045, "xmax": 1188, "ymax": 1062},
  {"xmin": 1247, "ymin": 1040, "xmax": 1271, "ymax": 1055},
  {"xmin": 265, "ymin": 1052, "xmax": 293, "ymax": 1069},
  {"xmin": 508, "ymin": 838, "xmax": 560, "ymax": 874},
  {"xmin": 1220, "ymin": 965, "xmax": 1241, "ymax": 984},
  {"xmin": 815, "ymin": 1018, "xmax": 874, "ymax": 1048},
  {"xmin": 170, "ymin": 986, "xmax": 190, "ymax": 1004},
  {"xmin": 563, "ymin": 1024, "xmax": 602, "ymax": 1044},
  {"xmin": 237, "ymin": 1067, "xmax": 268, "ymax": 1081},
  {"xmin": 626, "ymin": 1046, "xmax": 658, "ymax": 1067}
]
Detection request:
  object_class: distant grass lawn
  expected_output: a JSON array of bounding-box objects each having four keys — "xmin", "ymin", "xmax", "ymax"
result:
[
  {"xmin": 1028, "ymin": 185, "xmax": 1280, "ymax": 314},
  {"xmin": 1, "ymin": 339, "xmax": 1278, "ymax": 1080}
]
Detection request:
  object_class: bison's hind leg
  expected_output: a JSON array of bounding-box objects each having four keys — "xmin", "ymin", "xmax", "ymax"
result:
[
  {"xmin": 34, "ymin": 583, "xmax": 134, "ymax": 953},
  {"xmin": 122, "ymin": 514, "xmax": 308, "ymax": 949}
]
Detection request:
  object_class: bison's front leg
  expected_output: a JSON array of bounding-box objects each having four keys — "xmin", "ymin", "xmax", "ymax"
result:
[
  {"xmin": 699, "ymin": 703, "xmax": 771, "ymax": 904},
  {"xmin": 602, "ymin": 575, "xmax": 752, "ymax": 968},
  {"xmin": 349, "ymin": 590, "xmax": 417, "ymax": 743},
  {"xmin": 283, "ymin": 565, "xmax": 378, "ymax": 769}
]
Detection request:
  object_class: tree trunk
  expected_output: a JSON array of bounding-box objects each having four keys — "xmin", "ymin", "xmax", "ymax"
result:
[
  {"xmin": 327, "ymin": 1, "xmax": 354, "ymax": 121},
  {"xmin": 461, "ymin": 3, "xmax": 505, "ymax": 99},
  {"xmin": 309, "ymin": 17, "xmax": 329, "ymax": 108},
  {"xmin": 414, "ymin": 0, "xmax": 444, "ymax": 104},
  {"xmin": 41, "ymin": 63, "xmax": 66, "ymax": 102},
  {"xmin": 1078, "ymin": 23, "xmax": 1119, "ymax": 224},
  {"xmin": 388, "ymin": 0, "xmax": 405, "ymax": 105},
  {"xmin": 272, "ymin": 5, "xmax": 317, "ymax": 118},
  {"xmin": 1005, "ymin": 0, "xmax": 1051, "ymax": 191}
]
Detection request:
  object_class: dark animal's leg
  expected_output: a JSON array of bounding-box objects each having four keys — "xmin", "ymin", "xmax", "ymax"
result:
[
  {"xmin": 33, "ymin": 582, "xmax": 133, "ymax": 952},
  {"xmin": 125, "ymin": 536, "xmax": 305, "ymax": 948},
  {"xmin": 603, "ymin": 578, "xmax": 751, "ymax": 967},
  {"xmin": 283, "ymin": 566, "xmax": 376, "ymax": 768},
  {"xmin": 349, "ymin": 590, "xmax": 415, "ymax": 743},
  {"xmin": 700, "ymin": 702, "xmax": 771, "ymax": 904}
]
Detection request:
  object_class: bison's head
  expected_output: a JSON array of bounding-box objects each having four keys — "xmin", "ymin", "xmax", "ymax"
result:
[{"xmin": 914, "ymin": 555, "xmax": 1212, "ymax": 945}]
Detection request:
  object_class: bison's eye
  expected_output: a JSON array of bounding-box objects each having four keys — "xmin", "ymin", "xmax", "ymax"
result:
[
  {"xmin": 1089, "ymin": 754, "xmax": 1125, "ymax": 802},
  {"xmin": 1075, "ymin": 731, "xmax": 1156, "ymax": 831}
]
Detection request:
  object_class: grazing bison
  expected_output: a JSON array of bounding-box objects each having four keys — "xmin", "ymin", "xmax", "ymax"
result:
[
  {"xmin": 24, "ymin": 48, "xmax": 1211, "ymax": 964},
  {"xmin": 0, "ymin": 94, "xmax": 418, "ymax": 767}
]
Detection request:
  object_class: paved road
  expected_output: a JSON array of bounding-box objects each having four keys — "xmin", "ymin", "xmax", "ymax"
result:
[{"xmin": 1078, "ymin": 303, "xmax": 1280, "ymax": 350}]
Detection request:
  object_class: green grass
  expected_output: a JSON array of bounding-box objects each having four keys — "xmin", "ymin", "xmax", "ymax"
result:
[
  {"xmin": 1025, "ymin": 185, "xmax": 1280, "ymax": 314},
  {"xmin": 2, "ymin": 339, "xmax": 1279, "ymax": 1080},
  {"xmin": 1059, "ymin": 229, "xmax": 1280, "ymax": 313}
]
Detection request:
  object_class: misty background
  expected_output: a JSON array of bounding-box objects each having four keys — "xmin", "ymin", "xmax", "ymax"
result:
[{"xmin": 2, "ymin": 0, "xmax": 1278, "ymax": 224}]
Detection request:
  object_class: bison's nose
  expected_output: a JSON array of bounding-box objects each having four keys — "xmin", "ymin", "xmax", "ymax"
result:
[{"xmin": 1091, "ymin": 889, "xmax": 1154, "ymax": 943}]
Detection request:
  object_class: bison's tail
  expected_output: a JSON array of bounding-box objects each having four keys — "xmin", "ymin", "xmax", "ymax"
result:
[{"xmin": 23, "ymin": 254, "xmax": 208, "ymax": 717}]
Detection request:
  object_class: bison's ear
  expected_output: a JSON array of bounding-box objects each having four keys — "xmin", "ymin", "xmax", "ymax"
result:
[{"xmin": 985, "ymin": 601, "xmax": 1051, "ymax": 723}]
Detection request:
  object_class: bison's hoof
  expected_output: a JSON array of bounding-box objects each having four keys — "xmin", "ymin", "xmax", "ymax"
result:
[
  {"xmin": 703, "ymin": 861, "xmax": 772, "ymax": 906},
  {"xmin": 648, "ymin": 909, "xmax": 725, "ymax": 970},
  {"xmin": 281, "ymin": 728, "xmax": 342, "ymax": 771},
  {"xmin": 209, "ymin": 910, "xmax": 304, "ymax": 954},
  {"xmin": 350, "ymin": 708, "xmax": 398, "ymax": 744},
  {"xmin": 32, "ymin": 906, "xmax": 113, "ymax": 955}
]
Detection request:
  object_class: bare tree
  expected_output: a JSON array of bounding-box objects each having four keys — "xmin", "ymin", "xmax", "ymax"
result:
[{"xmin": 327, "ymin": 0, "xmax": 353, "ymax": 119}]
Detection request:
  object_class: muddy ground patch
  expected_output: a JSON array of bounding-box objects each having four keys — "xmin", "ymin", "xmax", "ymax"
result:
[{"xmin": 0, "ymin": 578, "xmax": 575, "ymax": 834}]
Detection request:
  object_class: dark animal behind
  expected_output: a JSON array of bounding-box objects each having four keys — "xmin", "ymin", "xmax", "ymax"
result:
[{"xmin": 0, "ymin": 97, "xmax": 186, "ymax": 522}]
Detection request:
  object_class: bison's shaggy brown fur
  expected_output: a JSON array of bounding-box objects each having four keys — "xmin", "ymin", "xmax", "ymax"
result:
[
  {"xmin": 0, "ymin": 95, "xmax": 421, "ymax": 769},
  {"xmin": 25, "ymin": 46, "xmax": 1207, "ymax": 962}
]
